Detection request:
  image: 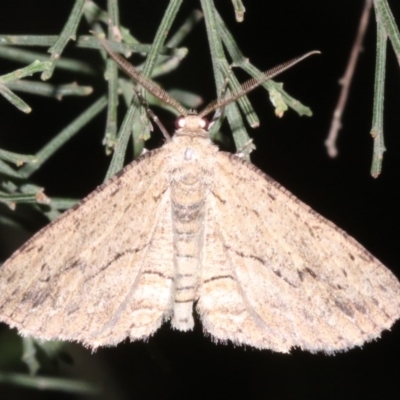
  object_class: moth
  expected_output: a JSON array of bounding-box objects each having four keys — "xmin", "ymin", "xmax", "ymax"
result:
[{"xmin": 0, "ymin": 40, "xmax": 399, "ymax": 354}]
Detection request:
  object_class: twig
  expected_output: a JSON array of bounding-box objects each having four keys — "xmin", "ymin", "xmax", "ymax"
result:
[
  {"xmin": 373, "ymin": 0, "xmax": 400, "ymax": 66},
  {"xmin": 325, "ymin": 0, "xmax": 372, "ymax": 158},
  {"xmin": 370, "ymin": 16, "xmax": 387, "ymax": 178}
]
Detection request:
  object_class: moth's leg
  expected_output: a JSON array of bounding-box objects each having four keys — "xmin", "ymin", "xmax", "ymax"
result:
[
  {"xmin": 235, "ymin": 139, "xmax": 255, "ymax": 159},
  {"xmin": 207, "ymin": 64, "xmax": 238, "ymax": 130},
  {"xmin": 133, "ymin": 87, "xmax": 171, "ymax": 141}
]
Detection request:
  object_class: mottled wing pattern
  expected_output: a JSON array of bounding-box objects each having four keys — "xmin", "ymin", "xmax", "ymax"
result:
[
  {"xmin": 198, "ymin": 152, "xmax": 400, "ymax": 353},
  {"xmin": 0, "ymin": 149, "xmax": 174, "ymax": 348}
]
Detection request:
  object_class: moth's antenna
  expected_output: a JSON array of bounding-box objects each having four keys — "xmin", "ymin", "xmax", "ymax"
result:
[
  {"xmin": 199, "ymin": 51, "xmax": 320, "ymax": 118},
  {"xmin": 93, "ymin": 32, "xmax": 188, "ymax": 116}
]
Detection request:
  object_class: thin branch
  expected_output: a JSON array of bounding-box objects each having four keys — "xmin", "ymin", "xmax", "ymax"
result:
[
  {"xmin": 370, "ymin": 17, "xmax": 387, "ymax": 178},
  {"xmin": 41, "ymin": 0, "xmax": 86, "ymax": 80},
  {"xmin": 325, "ymin": 0, "xmax": 372, "ymax": 158},
  {"xmin": 373, "ymin": 0, "xmax": 400, "ymax": 66}
]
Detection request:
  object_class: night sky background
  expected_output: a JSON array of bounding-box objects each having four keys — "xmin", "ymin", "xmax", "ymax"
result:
[{"xmin": 0, "ymin": 1, "xmax": 400, "ymax": 399}]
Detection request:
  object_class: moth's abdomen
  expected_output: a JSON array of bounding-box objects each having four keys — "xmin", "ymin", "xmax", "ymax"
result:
[{"xmin": 170, "ymin": 169, "xmax": 207, "ymax": 331}]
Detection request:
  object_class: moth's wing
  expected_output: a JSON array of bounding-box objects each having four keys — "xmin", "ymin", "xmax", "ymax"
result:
[
  {"xmin": 198, "ymin": 152, "xmax": 400, "ymax": 353},
  {"xmin": 0, "ymin": 149, "xmax": 174, "ymax": 348}
]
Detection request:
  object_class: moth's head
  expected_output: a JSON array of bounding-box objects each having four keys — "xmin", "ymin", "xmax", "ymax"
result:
[{"xmin": 175, "ymin": 114, "xmax": 209, "ymax": 132}]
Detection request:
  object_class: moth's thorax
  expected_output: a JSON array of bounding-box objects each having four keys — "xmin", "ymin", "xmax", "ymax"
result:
[{"xmin": 167, "ymin": 130, "xmax": 217, "ymax": 182}]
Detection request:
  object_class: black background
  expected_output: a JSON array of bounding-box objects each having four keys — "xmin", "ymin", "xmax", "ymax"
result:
[{"xmin": 0, "ymin": 1, "xmax": 400, "ymax": 399}]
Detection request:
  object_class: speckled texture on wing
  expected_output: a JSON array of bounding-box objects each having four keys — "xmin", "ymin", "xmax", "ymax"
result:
[
  {"xmin": 0, "ymin": 149, "xmax": 175, "ymax": 348},
  {"xmin": 198, "ymin": 152, "xmax": 400, "ymax": 353}
]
